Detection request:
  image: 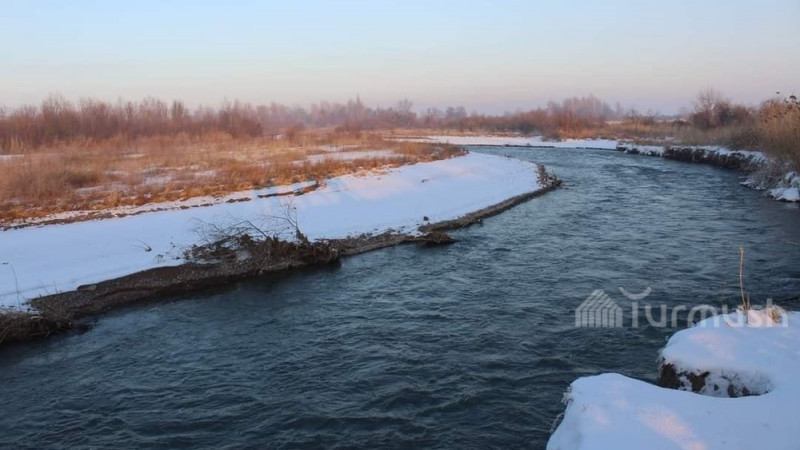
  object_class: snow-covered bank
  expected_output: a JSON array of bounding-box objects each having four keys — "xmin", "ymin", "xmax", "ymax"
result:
[
  {"xmin": 768, "ymin": 172, "xmax": 800, "ymax": 202},
  {"xmin": 418, "ymin": 135, "xmax": 767, "ymax": 169},
  {"xmin": 618, "ymin": 143, "xmax": 767, "ymax": 172},
  {"xmin": 415, "ymin": 135, "xmax": 619, "ymax": 150},
  {"xmin": 743, "ymin": 170, "xmax": 800, "ymax": 203},
  {"xmin": 415, "ymin": 135, "xmax": 799, "ymax": 203},
  {"xmin": 1, "ymin": 153, "xmax": 545, "ymax": 309},
  {"xmin": 548, "ymin": 310, "xmax": 799, "ymax": 450},
  {"xmin": 3, "ymin": 181, "xmax": 320, "ymax": 229}
]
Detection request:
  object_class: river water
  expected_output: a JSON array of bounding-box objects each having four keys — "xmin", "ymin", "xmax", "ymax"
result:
[{"xmin": 2, "ymin": 147, "xmax": 799, "ymax": 449}]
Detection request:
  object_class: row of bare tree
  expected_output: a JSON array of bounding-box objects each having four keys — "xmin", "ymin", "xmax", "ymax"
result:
[
  {"xmin": 0, "ymin": 95, "xmax": 418, "ymax": 149},
  {"xmin": 0, "ymin": 94, "xmax": 625, "ymax": 150}
]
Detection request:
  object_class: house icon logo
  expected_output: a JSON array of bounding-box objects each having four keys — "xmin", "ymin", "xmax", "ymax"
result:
[{"xmin": 575, "ymin": 290, "xmax": 623, "ymax": 328}]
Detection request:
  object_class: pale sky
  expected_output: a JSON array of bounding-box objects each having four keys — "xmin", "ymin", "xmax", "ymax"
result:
[{"xmin": 2, "ymin": 0, "xmax": 798, "ymax": 114}]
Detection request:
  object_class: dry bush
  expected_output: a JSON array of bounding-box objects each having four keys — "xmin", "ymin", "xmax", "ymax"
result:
[
  {"xmin": 689, "ymin": 89, "xmax": 752, "ymax": 130},
  {"xmin": 670, "ymin": 125, "xmax": 752, "ymax": 148},
  {"xmin": 757, "ymin": 98, "xmax": 800, "ymax": 169},
  {"xmin": 0, "ymin": 308, "xmax": 72, "ymax": 344}
]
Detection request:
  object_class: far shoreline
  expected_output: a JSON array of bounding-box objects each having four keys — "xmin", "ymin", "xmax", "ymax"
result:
[{"xmin": 415, "ymin": 134, "xmax": 798, "ymax": 203}]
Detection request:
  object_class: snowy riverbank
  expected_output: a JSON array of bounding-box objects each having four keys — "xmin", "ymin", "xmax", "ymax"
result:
[
  {"xmin": 1, "ymin": 152, "xmax": 547, "ymax": 309},
  {"xmin": 416, "ymin": 135, "xmax": 799, "ymax": 203},
  {"xmin": 548, "ymin": 309, "xmax": 799, "ymax": 450},
  {"xmin": 409, "ymin": 135, "xmax": 620, "ymax": 150}
]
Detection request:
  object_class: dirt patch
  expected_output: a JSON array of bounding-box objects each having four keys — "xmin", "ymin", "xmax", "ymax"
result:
[
  {"xmin": 31, "ymin": 237, "xmax": 340, "ymax": 321},
  {"xmin": 658, "ymin": 362, "xmax": 758, "ymax": 398},
  {"xmin": 658, "ymin": 363, "xmax": 711, "ymax": 392},
  {"xmin": 256, "ymin": 181, "xmax": 321, "ymax": 199}
]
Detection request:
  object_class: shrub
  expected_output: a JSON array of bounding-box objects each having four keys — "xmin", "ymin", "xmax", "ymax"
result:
[{"xmin": 757, "ymin": 96, "xmax": 800, "ymax": 169}]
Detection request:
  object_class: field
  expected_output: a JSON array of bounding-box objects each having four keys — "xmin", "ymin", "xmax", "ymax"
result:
[
  {"xmin": 2, "ymin": 91, "xmax": 796, "ymax": 227},
  {"xmin": 0, "ymin": 131, "xmax": 461, "ymax": 226}
]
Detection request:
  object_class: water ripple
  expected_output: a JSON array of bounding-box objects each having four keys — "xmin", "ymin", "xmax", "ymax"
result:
[{"xmin": 1, "ymin": 148, "xmax": 799, "ymax": 448}]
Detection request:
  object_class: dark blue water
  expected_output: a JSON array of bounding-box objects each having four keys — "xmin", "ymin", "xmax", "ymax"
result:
[{"xmin": 2, "ymin": 148, "xmax": 799, "ymax": 449}]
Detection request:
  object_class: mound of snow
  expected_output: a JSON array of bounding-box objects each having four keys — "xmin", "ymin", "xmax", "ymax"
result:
[
  {"xmin": 768, "ymin": 172, "xmax": 800, "ymax": 202},
  {"xmin": 549, "ymin": 310, "xmax": 800, "ymax": 450},
  {"xmin": 771, "ymin": 187, "xmax": 800, "ymax": 202}
]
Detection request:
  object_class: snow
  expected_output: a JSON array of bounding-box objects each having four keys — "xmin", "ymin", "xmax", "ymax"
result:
[
  {"xmin": 412, "ymin": 135, "xmax": 619, "ymax": 150},
  {"xmin": 619, "ymin": 144, "xmax": 665, "ymax": 156},
  {"xmin": 6, "ymin": 181, "xmax": 319, "ymax": 228},
  {"xmin": 418, "ymin": 135, "xmax": 790, "ymax": 203},
  {"xmin": 693, "ymin": 146, "xmax": 768, "ymax": 162},
  {"xmin": 615, "ymin": 142, "xmax": 768, "ymax": 163},
  {"xmin": 0, "ymin": 153, "xmax": 542, "ymax": 308},
  {"xmin": 305, "ymin": 149, "xmax": 401, "ymax": 163},
  {"xmin": 767, "ymin": 172, "xmax": 800, "ymax": 202},
  {"xmin": 548, "ymin": 310, "xmax": 800, "ymax": 450},
  {"xmin": 411, "ymin": 135, "xmax": 771, "ymax": 163},
  {"xmin": 771, "ymin": 187, "xmax": 800, "ymax": 202}
]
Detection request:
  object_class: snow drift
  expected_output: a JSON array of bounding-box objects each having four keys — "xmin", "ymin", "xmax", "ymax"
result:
[{"xmin": 548, "ymin": 310, "xmax": 799, "ymax": 450}]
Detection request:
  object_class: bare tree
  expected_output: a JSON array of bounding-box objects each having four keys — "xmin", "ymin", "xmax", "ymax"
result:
[{"xmin": 691, "ymin": 89, "xmax": 730, "ymax": 129}]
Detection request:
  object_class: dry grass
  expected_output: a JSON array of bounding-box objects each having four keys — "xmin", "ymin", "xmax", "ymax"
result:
[
  {"xmin": 0, "ymin": 130, "xmax": 463, "ymax": 225},
  {"xmin": 0, "ymin": 308, "xmax": 72, "ymax": 344},
  {"xmin": 758, "ymin": 101, "xmax": 800, "ymax": 169}
]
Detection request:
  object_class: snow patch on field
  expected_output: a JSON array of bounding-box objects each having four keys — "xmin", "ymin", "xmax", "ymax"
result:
[
  {"xmin": 6, "ymin": 181, "xmax": 319, "ymax": 228},
  {"xmin": 411, "ymin": 135, "xmax": 619, "ymax": 150},
  {"xmin": 0, "ymin": 153, "xmax": 542, "ymax": 308},
  {"xmin": 548, "ymin": 310, "xmax": 800, "ymax": 450},
  {"xmin": 305, "ymin": 149, "xmax": 401, "ymax": 163}
]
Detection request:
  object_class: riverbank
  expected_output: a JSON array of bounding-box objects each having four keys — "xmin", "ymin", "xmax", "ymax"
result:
[
  {"xmin": 414, "ymin": 134, "xmax": 798, "ymax": 203},
  {"xmin": 3, "ymin": 142, "xmax": 799, "ymax": 448},
  {"xmin": 548, "ymin": 309, "xmax": 799, "ymax": 450},
  {"xmin": 615, "ymin": 143, "xmax": 766, "ymax": 172},
  {"xmin": 0, "ymin": 152, "xmax": 560, "ymax": 344},
  {"xmin": 616, "ymin": 144, "xmax": 800, "ymax": 203}
]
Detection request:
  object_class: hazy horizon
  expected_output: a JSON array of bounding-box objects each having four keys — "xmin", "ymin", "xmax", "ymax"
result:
[{"xmin": 3, "ymin": 0, "xmax": 798, "ymax": 114}]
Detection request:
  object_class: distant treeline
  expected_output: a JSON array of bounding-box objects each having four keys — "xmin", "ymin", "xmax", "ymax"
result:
[
  {"xmin": 0, "ymin": 94, "xmax": 625, "ymax": 150},
  {"xmin": 2, "ymin": 92, "xmax": 797, "ymax": 170}
]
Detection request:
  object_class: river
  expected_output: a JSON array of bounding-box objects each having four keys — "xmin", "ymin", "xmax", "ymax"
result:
[{"xmin": 2, "ymin": 147, "xmax": 799, "ymax": 448}]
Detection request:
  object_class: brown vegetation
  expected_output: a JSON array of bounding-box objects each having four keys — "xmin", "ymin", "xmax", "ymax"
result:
[
  {"xmin": 435, "ymin": 90, "xmax": 799, "ymax": 171},
  {"xmin": 0, "ymin": 95, "xmax": 418, "ymax": 150},
  {"xmin": 1, "ymin": 90, "xmax": 796, "ymax": 227},
  {"xmin": 418, "ymin": 95, "xmax": 621, "ymax": 138},
  {"xmin": 757, "ymin": 94, "xmax": 800, "ymax": 170},
  {"xmin": 643, "ymin": 91, "xmax": 799, "ymax": 170},
  {"xmin": 0, "ymin": 99, "xmax": 462, "ymax": 225},
  {"xmin": 0, "ymin": 308, "xmax": 72, "ymax": 345}
]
